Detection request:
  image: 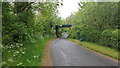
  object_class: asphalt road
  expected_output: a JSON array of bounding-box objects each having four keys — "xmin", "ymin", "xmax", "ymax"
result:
[{"xmin": 51, "ymin": 39, "xmax": 118, "ymax": 66}]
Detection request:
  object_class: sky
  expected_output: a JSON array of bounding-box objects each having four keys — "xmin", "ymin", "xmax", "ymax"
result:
[{"xmin": 57, "ymin": 0, "xmax": 80, "ymax": 19}]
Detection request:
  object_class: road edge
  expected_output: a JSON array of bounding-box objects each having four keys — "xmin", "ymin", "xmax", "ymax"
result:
[
  {"xmin": 40, "ymin": 39, "xmax": 56, "ymax": 66},
  {"xmin": 68, "ymin": 40, "xmax": 120, "ymax": 64}
]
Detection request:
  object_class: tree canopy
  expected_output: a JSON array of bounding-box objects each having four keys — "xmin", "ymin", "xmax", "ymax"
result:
[{"xmin": 66, "ymin": 2, "xmax": 119, "ymax": 50}]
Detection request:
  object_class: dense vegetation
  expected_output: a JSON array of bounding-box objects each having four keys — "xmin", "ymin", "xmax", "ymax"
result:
[
  {"xmin": 66, "ymin": 2, "xmax": 119, "ymax": 50},
  {"xmin": 2, "ymin": 1, "xmax": 119, "ymax": 66},
  {"xmin": 2, "ymin": 2, "xmax": 63, "ymax": 66}
]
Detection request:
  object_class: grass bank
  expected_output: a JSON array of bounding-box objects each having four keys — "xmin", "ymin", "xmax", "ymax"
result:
[
  {"xmin": 2, "ymin": 37, "xmax": 54, "ymax": 66},
  {"xmin": 68, "ymin": 39, "xmax": 120, "ymax": 61}
]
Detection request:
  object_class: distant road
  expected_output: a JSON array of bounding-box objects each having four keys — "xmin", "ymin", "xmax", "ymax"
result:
[{"xmin": 51, "ymin": 39, "xmax": 118, "ymax": 66}]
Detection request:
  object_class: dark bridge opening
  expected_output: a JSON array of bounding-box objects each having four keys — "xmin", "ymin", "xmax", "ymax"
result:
[{"xmin": 55, "ymin": 24, "xmax": 72, "ymax": 38}]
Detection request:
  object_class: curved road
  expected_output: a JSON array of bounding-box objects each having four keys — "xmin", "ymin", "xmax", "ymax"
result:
[{"xmin": 51, "ymin": 39, "xmax": 118, "ymax": 66}]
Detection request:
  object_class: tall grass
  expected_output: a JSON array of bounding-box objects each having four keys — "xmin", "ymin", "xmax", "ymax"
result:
[{"xmin": 2, "ymin": 37, "xmax": 54, "ymax": 66}]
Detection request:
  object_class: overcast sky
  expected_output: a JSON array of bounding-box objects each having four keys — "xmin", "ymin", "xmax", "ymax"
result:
[{"xmin": 57, "ymin": 0, "xmax": 80, "ymax": 19}]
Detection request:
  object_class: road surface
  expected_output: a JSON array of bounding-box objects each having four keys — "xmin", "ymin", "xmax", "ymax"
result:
[{"xmin": 51, "ymin": 39, "xmax": 118, "ymax": 66}]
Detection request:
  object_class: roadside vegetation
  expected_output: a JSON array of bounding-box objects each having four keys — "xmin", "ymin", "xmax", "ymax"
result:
[
  {"xmin": 66, "ymin": 2, "xmax": 119, "ymax": 61},
  {"xmin": 66, "ymin": 2, "xmax": 119, "ymax": 50},
  {"xmin": 3, "ymin": 37, "xmax": 54, "ymax": 66},
  {"xmin": 2, "ymin": 2, "xmax": 63, "ymax": 66},
  {"xmin": 69, "ymin": 39, "xmax": 120, "ymax": 61}
]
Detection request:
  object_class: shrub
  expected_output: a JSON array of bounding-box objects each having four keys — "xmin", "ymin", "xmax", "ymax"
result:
[{"xmin": 99, "ymin": 29, "xmax": 119, "ymax": 50}]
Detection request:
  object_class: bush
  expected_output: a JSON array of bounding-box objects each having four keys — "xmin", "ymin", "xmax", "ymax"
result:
[{"xmin": 99, "ymin": 29, "xmax": 119, "ymax": 50}]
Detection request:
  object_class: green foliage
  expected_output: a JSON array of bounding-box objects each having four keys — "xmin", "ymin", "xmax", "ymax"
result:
[
  {"xmin": 3, "ymin": 37, "xmax": 54, "ymax": 66},
  {"xmin": 2, "ymin": 2, "xmax": 63, "ymax": 66},
  {"xmin": 66, "ymin": 2, "xmax": 119, "ymax": 50},
  {"xmin": 99, "ymin": 29, "xmax": 119, "ymax": 49}
]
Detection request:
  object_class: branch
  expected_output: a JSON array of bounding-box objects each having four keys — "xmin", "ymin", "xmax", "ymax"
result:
[
  {"xmin": 20, "ymin": 0, "xmax": 37, "ymax": 11},
  {"xmin": 20, "ymin": 2, "xmax": 34, "ymax": 11}
]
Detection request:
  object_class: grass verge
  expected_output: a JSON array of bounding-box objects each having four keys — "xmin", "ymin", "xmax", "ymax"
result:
[
  {"xmin": 2, "ymin": 36, "xmax": 55, "ymax": 66},
  {"xmin": 68, "ymin": 39, "xmax": 120, "ymax": 61}
]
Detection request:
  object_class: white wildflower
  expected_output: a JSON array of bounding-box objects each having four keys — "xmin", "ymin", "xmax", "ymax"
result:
[
  {"xmin": 33, "ymin": 56, "xmax": 37, "ymax": 58},
  {"xmin": 22, "ymin": 51, "xmax": 25, "ymax": 54},
  {"xmin": 10, "ymin": 45, "xmax": 13, "ymax": 46},
  {"xmin": 27, "ymin": 59, "xmax": 30, "ymax": 63},
  {"xmin": 16, "ymin": 43, "xmax": 19, "ymax": 45},
  {"xmin": 17, "ymin": 63, "xmax": 23, "ymax": 66},
  {"xmin": 13, "ymin": 54, "xmax": 16, "ymax": 57},
  {"xmin": 41, "ymin": 36, "xmax": 43, "ymax": 38},
  {"xmin": 23, "ymin": 48, "xmax": 26, "ymax": 50},
  {"xmin": 2, "ymin": 62, "xmax": 6, "ymax": 64},
  {"xmin": 36, "ymin": 55, "xmax": 39, "ymax": 58},
  {"xmin": 16, "ymin": 51, "xmax": 19, "ymax": 54},
  {"xmin": 9, "ymin": 46, "xmax": 11, "ymax": 48},
  {"xmin": 0, "ymin": 45, "xmax": 3, "ymax": 48},
  {"xmin": 33, "ymin": 55, "xmax": 39, "ymax": 59},
  {"xmin": 20, "ymin": 44, "xmax": 23, "ymax": 46},
  {"xmin": 10, "ymin": 45, "xmax": 14, "ymax": 48},
  {"xmin": 8, "ymin": 58, "xmax": 14, "ymax": 62}
]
